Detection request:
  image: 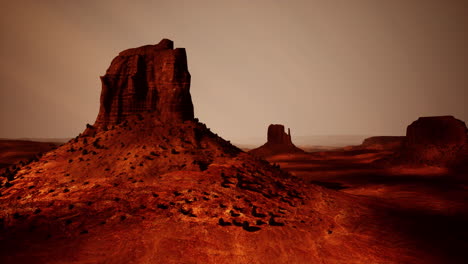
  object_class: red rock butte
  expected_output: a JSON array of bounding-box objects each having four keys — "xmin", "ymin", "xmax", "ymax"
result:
[
  {"xmin": 406, "ymin": 116, "xmax": 467, "ymax": 147},
  {"xmin": 249, "ymin": 124, "xmax": 304, "ymax": 157},
  {"xmin": 95, "ymin": 39, "xmax": 194, "ymax": 128},
  {"xmin": 268, "ymin": 124, "xmax": 293, "ymax": 145},
  {"xmin": 394, "ymin": 115, "xmax": 468, "ymax": 166}
]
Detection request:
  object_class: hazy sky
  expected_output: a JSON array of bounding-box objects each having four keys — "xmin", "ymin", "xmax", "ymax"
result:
[{"xmin": 1, "ymin": 0, "xmax": 467, "ymax": 143}]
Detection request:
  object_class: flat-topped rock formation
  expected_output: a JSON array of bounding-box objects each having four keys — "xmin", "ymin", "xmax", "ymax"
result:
[
  {"xmin": 406, "ymin": 116, "xmax": 467, "ymax": 147},
  {"xmin": 394, "ymin": 116, "xmax": 467, "ymax": 167},
  {"xmin": 94, "ymin": 39, "xmax": 194, "ymax": 129},
  {"xmin": 347, "ymin": 136, "xmax": 405, "ymax": 151},
  {"xmin": 362, "ymin": 136, "xmax": 405, "ymax": 149},
  {"xmin": 249, "ymin": 124, "xmax": 304, "ymax": 158}
]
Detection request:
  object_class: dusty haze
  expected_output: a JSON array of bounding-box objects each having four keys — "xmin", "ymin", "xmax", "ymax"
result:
[{"xmin": 0, "ymin": 0, "xmax": 467, "ymax": 145}]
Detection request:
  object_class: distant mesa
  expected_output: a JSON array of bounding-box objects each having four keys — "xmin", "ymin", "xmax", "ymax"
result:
[
  {"xmin": 94, "ymin": 38, "xmax": 194, "ymax": 129},
  {"xmin": 398, "ymin": 115, "xmax": 467, "ymax": 167},
  {"xmin": 406, "ymin": 116, "xmax": 467, "ymax": 147},
  {"xmin": 249, "ymin": 124, "xmax": 304, "ymax": 157},
  {"xmin": 0, "ymin": 140, "xmax": 59, "ymax": 170},
  {"xmin": 351, "ymin": 136, "xmax": 405, "ymax": 151},
  {"xmin": 347, "ymin": 116, "xmax": 468, "ymax": 169}
]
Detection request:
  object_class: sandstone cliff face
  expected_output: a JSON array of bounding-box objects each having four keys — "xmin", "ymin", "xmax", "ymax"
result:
[
  {"xmin": 94, "ymin": 39, "xmax": 194, "ymax": 128},
  {"xmin": 400, "ymin": 116, "xmax": 467, "ymax": 166},
  {"xmin": 249, "ymin": 124, "xmax": 303, "ymax": 157}
]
